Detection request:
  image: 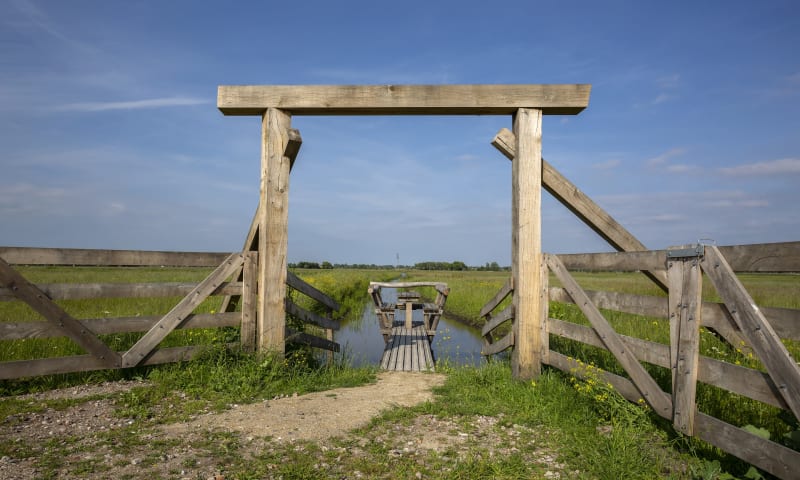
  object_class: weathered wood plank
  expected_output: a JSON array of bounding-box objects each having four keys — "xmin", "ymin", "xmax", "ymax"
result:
[
  {"xmin": 549, "ymin": 286, "xmax": 799, "ymax": 341},
  {"xmin": 220, "ymin": 203, "xmax": 261, "ymax": 313},
  {"xmin": 511, "ymin": 108, "xmax": 543, "ymax": 380},
  {"xmin": 380, "ymin": 325, "xmax": 434, "ymax": 371},
  {"xmin": 716, "ymin": 241, "xmax": 800, "ymax": 272},
  {"xmin": 549, "ymin": 287, "xmax": 667, "ymax": 317},
  {"xmin": 493, "ymin": 128, "xmax": 668, "ymax": 291},
  {"xmin": 258, "ymin": 108, "xmax": 292, "ymax": 354},
  {"xmin": 0, "ymin": 344, "xmax": 238, "ymax": 380},
  {"xmin": 0, "ymin": 282, "xmax": 242, "ymax": 302},
  {"xmin": 557, "ymin": 251, "xmax": 667, "ymax": 272},
  {"xmin": 240, "ymin": 251, "xmax": 258, "ymax": 351},
  {"xmin": 285, "ymin": 328, "xmax": 340, "ymax": 352},
  {"xmin": 478, "ymin": 277, "xmax": 513, "ymax": 317},
  {"xmin": 285, "ymin": 271, "xmax": 340, "ymax": 311},
  {"xmin": 0, "ymin": 247, "xmax": 230, "ymax": 267},
  {"xmin": 667, "ymin": 258, "xmax": 702, "ymax": 435},
  {"xmin": 549, "ymin": 318, "xmax": 789, "ymax": 410},
  {"xmin": 369, "ymin": 282, "xmax": 449, "ymax": 295},
  {"xmin": 547, "ymin": 351, "xmax": 800, "ymax": 480},
  {"xmin": 546, "ymin": 254, "xmax": 673, "ymax": 418},
  {"xmin": 0, "ymin": 257, "xmax": 120, "ymax": 367},
  {"xmin": 121, "ymin": 253, "xmax": 244, "ymax": 368},
  {"xmin": 481, "ymin": 304, "xmax": 515, "ymax": 337},
  {"xmin": 482, "ymin": 331, "xmax": 515, "ymax": 356},
  {"xmin": 285, "ymin": 299, "xmax": 340, "ymax": 331},
  {"xmin": 218, "ymin": 84, "xmax": 591, "ymax": 116},
  {"xmin": 556, "ymin": 241, "xmax": 800, "ymax": 273},
  {"xmin": 701, "ymin": 246, "xmax": 800, "ymax": 420},
  {"xmin": 0, "ymin": 312, "xmax": 241, "ymax": 340}
]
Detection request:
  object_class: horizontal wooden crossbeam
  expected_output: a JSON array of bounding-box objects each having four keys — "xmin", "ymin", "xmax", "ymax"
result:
[{"xmin": 218, "ymin": 84, "xmax": 591, "ymax": 116}]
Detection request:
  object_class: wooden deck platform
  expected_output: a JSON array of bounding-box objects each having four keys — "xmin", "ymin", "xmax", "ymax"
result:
[{"xmin": 380, "ymin": 322, "xmax": 435, "ymax": 372}]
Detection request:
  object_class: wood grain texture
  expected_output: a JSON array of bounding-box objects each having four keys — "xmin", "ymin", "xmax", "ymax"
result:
[
  {"xmin": 548, "ymin": 318, "xmax": 788, "ymax": 409},
  {"xmin": 546, "ymin": 254, "xmax": 673, "ymax": 418},
  {"xmin": 511, "ymin": 108, "xmax": 543, "ymax": 380},
  {"xmin": 482, "ymin": 331, "xmax": 515, "ymax": 356},
  {"xmin": 240, "ymin": 251, "xmax": 258, "ymax": 351},
  {"xmin": 285, "ymin": 328, "xmax": 340, "ymax": 352},
  {"xmin": 478, "ymin": 277, "xmax": 513, "ymax": 317},
  {"xmin": 369, "ymin": 281, "xmax": 449, "ymax": 295},
  {"xmin": 667, "ymin": 258, "xmax": 702, "ymax": 435},
  {"xmin": 481, "ymin": 304, "xmax": 515, "ymax": 337},
  {"xmin": 285, "ymin": 299, "xmax": 340, "ymax": 330},
  {"xmin": 0, "ymin": 344, "xmax": 238, "ymax": 380},
  {"xmin": 0, "ymin": 247, "xmax": 230, "ymax": 267},
  {"xmin": 0, "ymin": 282, "xmax": 242, "ymax": 302},
  {"xmin": 121, "ymin": 253, "xmax": 244, "ymax": 368},
  {"xmin": 547, "ymin": 351, "xmax": 800, "ymax": 479},
  {"xmin": 556, "ymin": 241, "xmax": 800, "ymax": 273},
  {"xmin": 287, "ymin": 270, "xmax": 340, "ymax": 311},
  {"xmin": 221, "ymin": 129, "xmax": 301, "ymax": 313},
  {"xmin": 0, "ymin": 312, "xmax": 241, "ymax": 340},
  {"xmin": 218, "ymin": 84, "xmax": 591, "ymax": 116},
  {"xmin": 0, "ymin": 257, "xmax": 120, "ymax": 367},
  {"xmin": 701, "ymin": 246, "xmax": 800, "ymax": 420},
  {"xmin": 493, "ymin": 127, "xmax": 668, "ymax": 290},
  {"xmin": 258, "ymin": 108, "xmax": 292, "ymax": 353}
]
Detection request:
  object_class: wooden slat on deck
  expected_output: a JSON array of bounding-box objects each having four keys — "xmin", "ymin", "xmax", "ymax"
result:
[{"xmin": 381, "ymin": 323, "xmax": 435, "ymax": 372}]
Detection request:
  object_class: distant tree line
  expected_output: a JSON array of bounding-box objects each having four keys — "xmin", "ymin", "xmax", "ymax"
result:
[{"xmin": 289, "ymin": 260, "xmax": 507, "ymax": 271}]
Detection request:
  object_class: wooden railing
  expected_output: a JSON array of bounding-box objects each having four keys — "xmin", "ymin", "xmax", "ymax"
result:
[
  {"xmin": 0, "ymin": 247, "xmax": 342, "ymax": 379},
  {"xmin": 480, "ymin": 241, "xmax": 800, "ymax": 478},
  {"xmin": 284, "ymin": 270, "xmax": 340, "ymax": 356},
  {"xmin": 0, "ymin": 247, "xmax": 254, "ymax": 379}
]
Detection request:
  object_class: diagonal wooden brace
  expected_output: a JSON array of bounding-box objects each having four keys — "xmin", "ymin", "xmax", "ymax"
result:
[
  {"xmin": 546, "ymin": 253, "xmax": 673, "ymax": 418},
  {"xmin": 0, "ymin": 257, "xmax": 121, "ymax": 367},
  {"xmin": 219, "ymin": 128, "xmax": 302, "ymax": 313},
  {"xmin": 702, "ymin": 245, "xmax": 800, "ymax": 420},
  {"xmin": 121, "ymin": 253, "xmax": 244, "ymax": 368},
  {"xmin": 493, "ymin": 128, "xmax": 749, "ymax": 352}
]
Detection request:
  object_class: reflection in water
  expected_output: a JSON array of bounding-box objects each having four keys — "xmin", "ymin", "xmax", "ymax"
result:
[{"xmin": 334, "ymin": 289, "xmax": 486, "ymax": 368}]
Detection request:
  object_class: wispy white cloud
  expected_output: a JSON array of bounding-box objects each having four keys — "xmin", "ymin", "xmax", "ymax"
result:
[
  {"xmin": 652, "ymin": 93, "xmax": 674, "ymax": 105},
  {"xmin": 56, "ymin": 97, "xmax": 210, "ymax": 112},
  {"xmin": 719, "ymin": 158, "xmax": 800, "ymax": 176},
  {"xmin": 656, "ymin": 74, "xmax": 681, "ymax": 89},
  {"xmin": 665, "ymin": 163, "xmax": 698, "ymax": 173},
  {"xmin": 8, "ymin": 0, "xmax": 98, "ymax": 54},
  {"xmin": 645, "ymin": 147, "xmax": 686, "ymax": 167}
]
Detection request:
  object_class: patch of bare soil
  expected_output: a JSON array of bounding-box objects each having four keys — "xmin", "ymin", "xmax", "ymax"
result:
[{"xmin": 163, "ymin": 372, "xmax": 446, "ymax": 442}]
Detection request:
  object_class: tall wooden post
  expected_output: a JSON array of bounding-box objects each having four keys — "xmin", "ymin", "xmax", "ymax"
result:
[
  {"xmin": 258, "ymin": 108, "xmax": 292, "ymax": 354},
  {"xmin": 511, "ymin": 108, "xmax": 543, "ymax": 380}
]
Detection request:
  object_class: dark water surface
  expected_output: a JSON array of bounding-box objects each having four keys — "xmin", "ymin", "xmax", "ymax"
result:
[{"xmin": 333, "ymin": 288, "xmax": 486, "ymax": 368}]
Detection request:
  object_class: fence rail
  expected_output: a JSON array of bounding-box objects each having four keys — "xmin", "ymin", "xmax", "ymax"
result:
[
  {"xmin": 480, "ymin": 241, "xmax": 800, "ymax": 478},
  {"xmin": 0, "ymin": 247, "xmax": 342, "ymax": 379}
]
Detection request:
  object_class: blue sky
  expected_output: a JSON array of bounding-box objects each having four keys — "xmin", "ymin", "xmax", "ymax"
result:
[{"xmin": 1, "ymin": 1, "xmax": 798, "ymax": 266}]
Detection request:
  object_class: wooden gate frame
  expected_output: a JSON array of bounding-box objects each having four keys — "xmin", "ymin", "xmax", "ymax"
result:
[
  {"xmin": 217, "ymin": 84, "xmax": 592, "ymax": 371},
  {"xmin": 0, "ymin": 253, "xmax": 252, "ymax": 370},
  {"xmin": 534, "ymin": 245, "xmax": 800, "ymax": 478}
]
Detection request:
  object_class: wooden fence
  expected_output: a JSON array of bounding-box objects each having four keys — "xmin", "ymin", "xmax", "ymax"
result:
[
  {"xmin": 0, "ymin": 247, "xmax": 340, "ymax": 380},
  {"xmin": 481, "ymin": 241, "xmax": 800, "ymax": 479}
]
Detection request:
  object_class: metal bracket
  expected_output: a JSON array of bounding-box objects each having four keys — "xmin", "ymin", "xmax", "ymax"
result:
[{"xmin": 666, "ymin": 244, "xmax": 705, "ymax": 259}]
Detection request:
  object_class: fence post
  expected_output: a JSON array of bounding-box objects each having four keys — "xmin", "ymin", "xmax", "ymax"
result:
[
  {"xmin": 511, "ymin": 108, "xmax": 543, "ymax": 380},
  {"xmin": 241, "ymin": 251, "xmax": 258, "ymax": 351},
  {"xmin": 667, "ymin": 246, "xmax": 703, "ymax": 435},
  {"xmin": 258, "ymin": 107, "xmax": 292, "ymax": 355}
]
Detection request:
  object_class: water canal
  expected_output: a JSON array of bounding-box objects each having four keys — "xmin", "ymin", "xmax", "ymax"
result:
[{"xmin": 333, "ymin": 287, "xmax": 486, "ymax": 368}]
